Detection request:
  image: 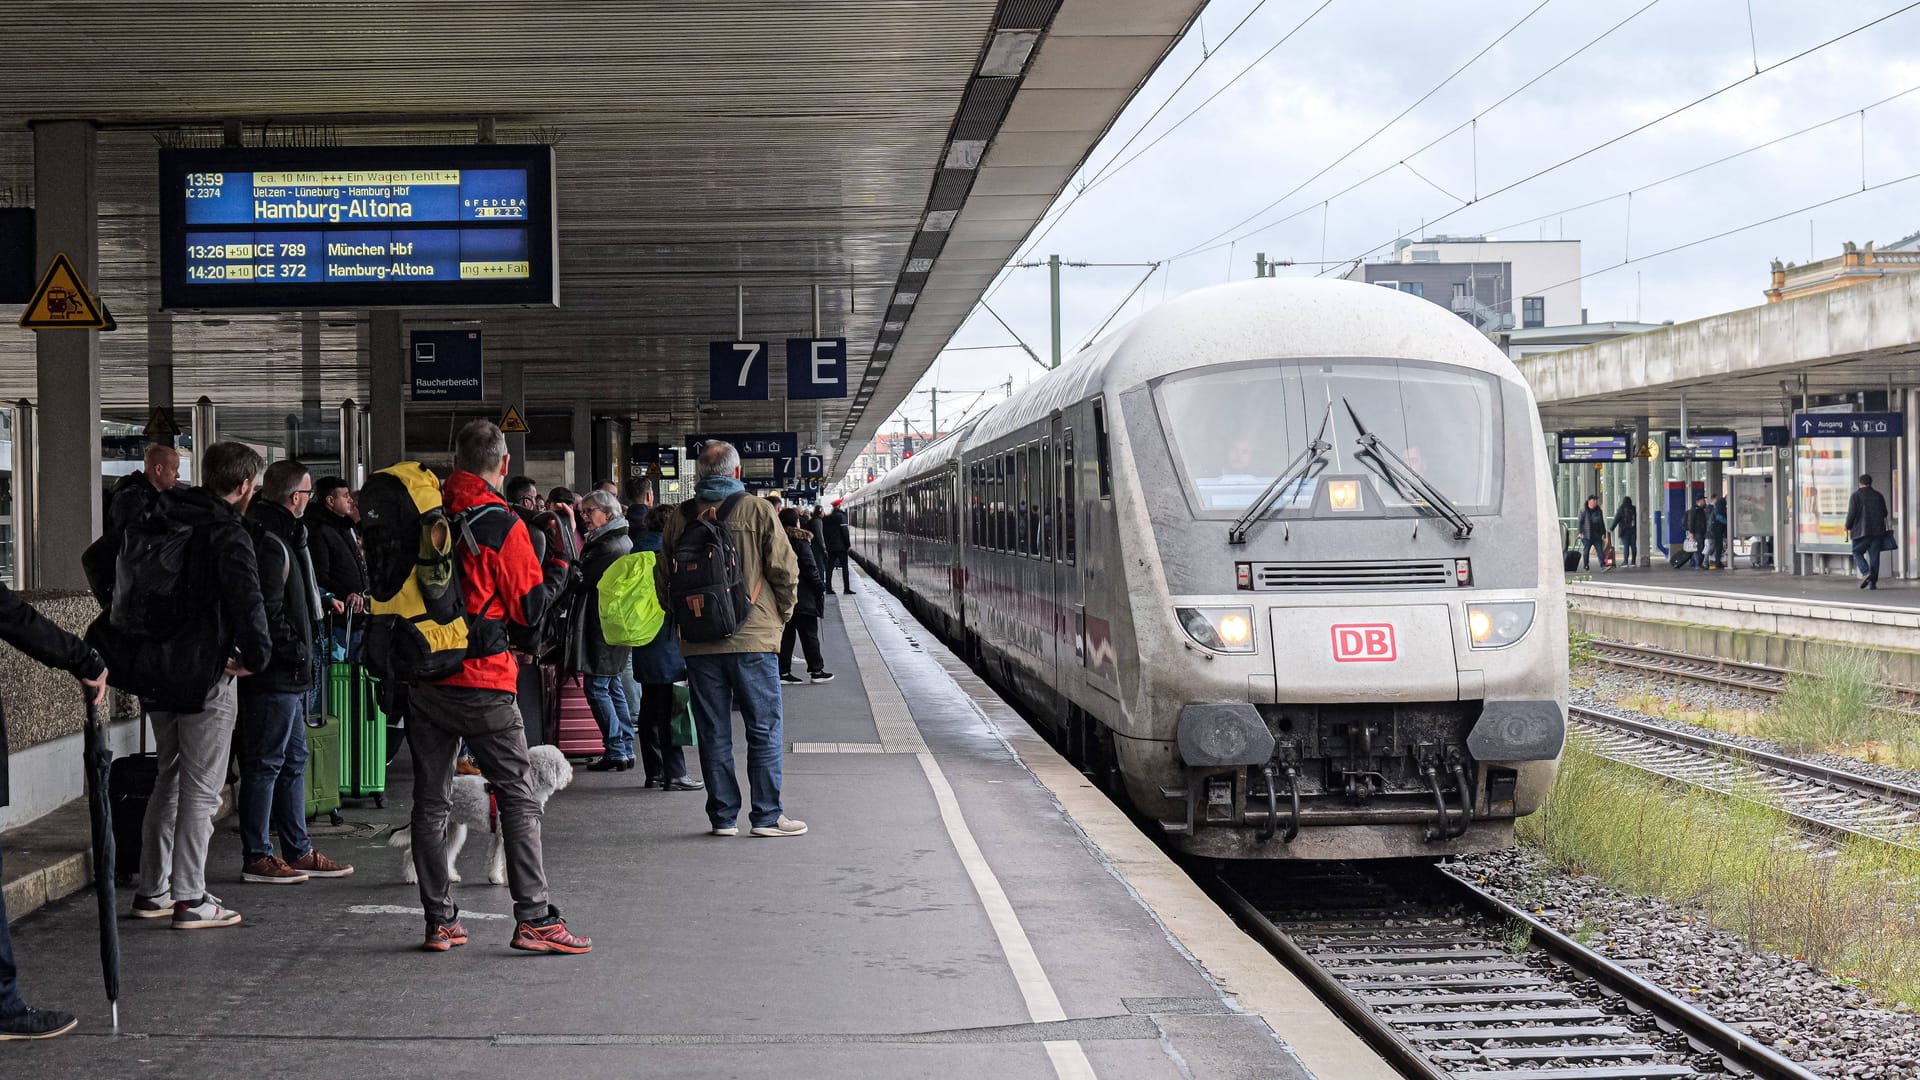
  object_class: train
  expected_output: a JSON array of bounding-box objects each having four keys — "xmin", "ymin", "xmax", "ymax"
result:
[{"xmin": 843, "ymin": 278, "xmax": 1567, "ymax": 859}]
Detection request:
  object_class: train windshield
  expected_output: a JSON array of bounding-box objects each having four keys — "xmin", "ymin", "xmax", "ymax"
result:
[{"xmin": 1156, "ymin": 358, "xmax": 1503, "ymax": 516}]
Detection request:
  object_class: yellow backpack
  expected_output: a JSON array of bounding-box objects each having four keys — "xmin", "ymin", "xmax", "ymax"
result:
[{"xmin": 360, "ymin": 462, "xmax": 504, "ymax": 684}]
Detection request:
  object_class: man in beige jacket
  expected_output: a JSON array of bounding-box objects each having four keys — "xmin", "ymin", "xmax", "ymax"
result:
[{"xmin": 659, "ymin": 441, "xmax": 805, "ymax": 837}]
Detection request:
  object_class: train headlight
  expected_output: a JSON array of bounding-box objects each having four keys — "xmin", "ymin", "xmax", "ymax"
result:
[
  {"xmin": 1327, "ymin": 480, "xmax": 1361, "ymax": 511},
  {"xmin": 1177, "ymin": 607, "xmax": 1257, "ymax": 653},
  {"xmin": 1466, "ymin": 601, "xmax": 1535, "ymax": 650}
]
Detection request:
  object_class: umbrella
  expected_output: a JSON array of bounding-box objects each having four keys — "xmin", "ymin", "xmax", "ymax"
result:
[{"xmin": 79, "ymin": 696, "xmax": 121, "ymax": 1031}]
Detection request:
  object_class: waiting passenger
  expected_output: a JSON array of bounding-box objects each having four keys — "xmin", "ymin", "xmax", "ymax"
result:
[
  {"xmin": 409, "ymin": 421, "xmax": 589, "ymax": 954},
  {"xmin": 1684, "ymin": 497, "xmax": 1709, "ymax": 570},
  {"xmin": 575, "ymin": 490, "xmax": 637, "ymax": 772},
  {"xmin": 1611, "ymin": 496, "xmax": 1637, "ymax": 567},
  {"xmin": 109, "ymin": 442, "xmax": 180, "ymax": 534},
  {"xmin": 778, "ymin": 506, "xmax": 833, "ymax": 686},
  {"xmin": 0, "ymin": 584, "xmax": 109, "ymax": 1040},
  {"xmin": 659, "ymin": 441, "xmax": 806, "ymax": 837},
  {"xmin": 808, "ymin": 506, "xmax": 831, "ymax": 589},
  {"xmin": 1846, "ymin": 474, "xmax": 1891, "ymax": 590},
  {"xmin": 237, "ymin": 460, "xmax": 354, "ymax": 886},
  {"xmin": 631, "ymin": 505, "xmax": 701, "ymax": 791},
  {"xmin": 622, "ymin": 477, "xmax": 654, "ymax": 520},
  {"xmin": 308, "ymin": 476, "xmax": 369, "ymax": 660},
  {"xmin": 594, "ymin": 479, "xmax": 620, "ymax": 497},
  {"xmin": 1706, "ymin": 494, "xmax": 1730, "ymax": 570},
  {"xmin": 1577, "ymin": 496, "xmax": 1607, "ymax": 572},
  {"xmin": 506, "ymin": 475, "xmax": 544, "ymax": 514},
  {"xmin": 126, "ymin": 441, "xmax": 273, "ymax": 931},
  {"xmin": 822, "ymin": 499, "xmax": 853, "ymax": 593}
]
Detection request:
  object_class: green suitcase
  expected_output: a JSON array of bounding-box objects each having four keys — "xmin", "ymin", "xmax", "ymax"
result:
[
  {"xmin": 330, "ymin": 661, "xmax": 387, "ymax": 805},
  {"xmin": 304, "ymin": 714, "xmax": 343, "ymax": 825}
]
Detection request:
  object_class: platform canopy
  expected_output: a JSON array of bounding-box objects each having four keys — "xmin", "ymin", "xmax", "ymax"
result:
[
  {"xmin": 1523, "ymin": 272, "xmax": 1920, "ymax": 431},
  {"xmin": 0, "ymin": 0, "xmax": 1202, "ymax": 467}
]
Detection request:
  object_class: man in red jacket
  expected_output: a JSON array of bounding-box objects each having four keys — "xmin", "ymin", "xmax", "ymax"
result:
[{"xmin": 408, "ymin": 420, "xmax": 591, "ymax": 955}]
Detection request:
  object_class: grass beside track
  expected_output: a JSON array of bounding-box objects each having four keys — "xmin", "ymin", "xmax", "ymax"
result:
[{"xmin": 1519, "ymin": 737, "xmax": 1920, "ymax": 1007}]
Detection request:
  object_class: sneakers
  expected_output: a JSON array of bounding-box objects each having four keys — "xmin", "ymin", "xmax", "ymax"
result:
[
  {"xmin": 510, "ymin": 907, "xmax": 592, "ymax": 955},
  {"xmin": 130, "ymin": 893, "xmax": 172, "ymax": 919},
  {"xmin": 710, "ymin": 825, "xmax": 739, "ymax": 836},
  {"xmin": 751, "ymin": 816, "xmax": 809, "ymax": 838},
  {"xmin": 172, "ymin": 894, "xmax": 242, "ymax": 929},
  {"xmin": 0, "ymin": 1008, "xmax": 79, "ymax": 1041},
  {"xmin": 242, "ymin": 856, "xmax": 310, "ymax": 885},
  {"xmin": 779, "ymin": 672, "xmax": 805, "ymax": 685},
  {"xmin": 287, "ymin": 850, "xmax": 354, "ymax": 878},
  {"xmin": 809, "ymin": 671, "xmax": 835, "ymax": 684},
  {"xmin": 662, "ymin": 776, "xmax": 704, "ymax": 791},
  {"xmin": 422, "ymin": 917, "xmax": 470, "ymax": 952}
]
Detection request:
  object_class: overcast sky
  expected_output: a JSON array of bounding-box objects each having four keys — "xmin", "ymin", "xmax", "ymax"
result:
[{"xmin": 891, "ymin": 0, "xmax": 1920, "ymax": 439}]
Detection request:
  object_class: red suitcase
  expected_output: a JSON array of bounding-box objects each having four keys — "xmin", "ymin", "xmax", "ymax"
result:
[{"xmin": 555, "ymin": 674, "xmax": 605, "ymax": 760}]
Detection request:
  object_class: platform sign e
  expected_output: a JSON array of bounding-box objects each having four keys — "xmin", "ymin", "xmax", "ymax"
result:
[
  {"xmin": 710, "ymin": 341, "xmax": 769, "ymax": 402},
  {"xmin": 787, "ymin": 338, "xmax": 847, "ymax": 400}
]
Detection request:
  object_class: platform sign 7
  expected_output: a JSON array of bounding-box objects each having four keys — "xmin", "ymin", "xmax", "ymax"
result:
[{"xmin": 709, "ymin": 340, "xmax": 769, "ymax": 401}]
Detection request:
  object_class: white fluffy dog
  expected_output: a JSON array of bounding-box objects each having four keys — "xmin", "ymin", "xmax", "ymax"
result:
[{"xmin": 390, "ymin": 745, "xmax": 573, "ymax": 886}]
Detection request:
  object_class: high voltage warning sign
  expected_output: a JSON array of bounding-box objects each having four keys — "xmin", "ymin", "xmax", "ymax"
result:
[
  {"xmin": 19, "ymin": 252, "xmax": 106, "ymax": 329},
  {"xmin": 499, "ymin": 405, "xmax": 530, "ymax": 434}
]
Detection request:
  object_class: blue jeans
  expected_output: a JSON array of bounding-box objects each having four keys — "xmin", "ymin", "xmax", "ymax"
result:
[
  {"xmin": 584, "ymin": 674, "xmax": 636, "ymax": 761},
  {"xmin": 686, "ymin": 652, "xmax": 785, "ymax": 829},
  {"xmin": 236, "ymin": 691, "xmax": 312, "ymax": 865},
  {"xmin": 0, "ymin": 845, "xmax": 25, "ymax": 1016},
  {"xmin": 1852, "ymin": 536, "xmax": 1884, "ymax": 584}
]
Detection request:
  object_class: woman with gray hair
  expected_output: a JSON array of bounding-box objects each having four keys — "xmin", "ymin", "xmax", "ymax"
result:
[{"xmin": 573, "ymin": 490, "xmax": 637, "ymax": 771}]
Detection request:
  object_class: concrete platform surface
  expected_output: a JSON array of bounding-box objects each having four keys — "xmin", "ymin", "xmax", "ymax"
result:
[
  {"xmin": 1568, "ymin": 562, "xmax": 1920, "ymax": 608},
  {"xmin": 1, "ymin": 572, "xmax": 1360, "ymax": 1080}
]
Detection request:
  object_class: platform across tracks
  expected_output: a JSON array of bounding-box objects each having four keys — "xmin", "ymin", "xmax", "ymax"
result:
[{"xmin": 3, "ymin": 571, "xmax": 1379, "ymax": 1080}]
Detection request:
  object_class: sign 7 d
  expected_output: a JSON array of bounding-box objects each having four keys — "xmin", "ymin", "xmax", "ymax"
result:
[{"xmin": 710, "ymin": 340, "xmax": 769, "ymax": 401}]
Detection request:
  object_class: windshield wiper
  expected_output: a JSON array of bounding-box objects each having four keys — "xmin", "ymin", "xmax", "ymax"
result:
[
  {"xmin": 1228, "ymin": 403, "xmax": 1334, "ymax": 546},
  {"xmin": 1341, "ymin": 398, "xmax": 1474, "ymax": 540}
]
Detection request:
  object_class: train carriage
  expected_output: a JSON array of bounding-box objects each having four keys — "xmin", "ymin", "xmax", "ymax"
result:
[{"xmin": 848, "ymin": 278, "xmax": 1567, "ymax": 859}]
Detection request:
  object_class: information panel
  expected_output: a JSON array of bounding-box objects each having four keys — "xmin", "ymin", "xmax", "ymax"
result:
[
  {"xmin": 159, "ymin": 146, "xmax": 557, "ymax": 309},
  {"xmin": 1557, "ymin": 431, "xmax": 1631, "ymax": 463},
  {"xmin": 685, "ymin": 432, "xmax": 798, "ymax": 485},
  {"xmin": 1664, "ymin": 430, "xmax": 1737, "ymax": 461}
]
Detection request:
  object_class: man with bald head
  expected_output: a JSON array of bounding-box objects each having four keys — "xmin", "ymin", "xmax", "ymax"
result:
[{"xmin": 110, "ymin": 442, "xmax": 180, "ymax": 532}]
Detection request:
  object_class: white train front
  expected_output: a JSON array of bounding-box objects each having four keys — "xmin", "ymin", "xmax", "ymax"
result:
[{"xmin": 847, "ymin": 278, "xmax": 1568, "ymax": 859}]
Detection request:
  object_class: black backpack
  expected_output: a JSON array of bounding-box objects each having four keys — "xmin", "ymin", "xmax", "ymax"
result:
[
  {"xmin": 109, "ymin": 497, "xmax": 196, "ymax": 638},
  {"xmin": 669, "ymin": 494, "xmax": 754, "ymax": 643}
]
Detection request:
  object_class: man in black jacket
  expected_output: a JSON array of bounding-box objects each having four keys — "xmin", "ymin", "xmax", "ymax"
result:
[
  {"xmin": 307, "ymin": 476, "xmax": 368, "ymax": 614},
  {"xmin": 1684, "ymin": 497, "xmax": 1710, "ymax": 570},
  {"xmin": 822, "ymin": 500, "xmax": 853, "ymax": 593},
  {"xmin": 0, "ymin": 586, "xmax": 108, "ymax": 1040},
  {"xmin": 108, "ymin": 443, "xmax": 180, "ymax": 534},
  {"xmin": 237, "ymin": 460, "xmax": 353, "ymax": 885},
  {"xmin": 1846, "ymin": 473, "xmax": 1892, "ymax": 589},
  {"xmin": 130, "ymin": 442, "xmax": 273, "ymax": 932}
]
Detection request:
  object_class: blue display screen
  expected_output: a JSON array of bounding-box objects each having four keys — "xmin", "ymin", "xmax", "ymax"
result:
[{"xmin": 159, "ymin": 147, "xmax": 556, "ymax": 309}]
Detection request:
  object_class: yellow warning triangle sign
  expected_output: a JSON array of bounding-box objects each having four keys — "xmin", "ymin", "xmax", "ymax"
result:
[
  {"xmin": 19, "ymin": 252, "xmax": 106, "ymax": 330},
  {"xmin": 499, "ymin": 405, "xmax": 530, "ymax": 434},
  {"xmin": 144, "ymin": 406, "xmax": 182, "ymax": 439}
]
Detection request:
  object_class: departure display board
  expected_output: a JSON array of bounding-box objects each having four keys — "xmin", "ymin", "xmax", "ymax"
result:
[
  {"xmin": 1557, "ymin": 431, "xmax": 1631, "ymax": 463},
  {"xmin": 1665, "ymin": 430, "xmax": 1737, "ymax": 461},
  {"xmin": 159, "ymin": 146, "xmax": 557, "ymax": 309}
]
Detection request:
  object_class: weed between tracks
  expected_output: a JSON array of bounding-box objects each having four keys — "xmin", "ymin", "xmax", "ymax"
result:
[
  {"xmin": 1519, "ymin": 737, "xmax": 1920, "ymax": 1006},
  {"xmin": 1756, "ymin": 649, "xmax": 1920, "ymax": 770}
]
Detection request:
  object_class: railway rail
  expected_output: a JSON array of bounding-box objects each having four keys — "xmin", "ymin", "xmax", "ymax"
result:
[
  {"xmin": 1568, "ymin": 705, "xmax": 1920, "ymax": 853},
  {"xmin": 1216, "ymin": 861, "xmax": 1822, "ymax": 1080},
  {"xmin": 1586, "ymin": 642, "xmax": 1793, "ymax": 696}
]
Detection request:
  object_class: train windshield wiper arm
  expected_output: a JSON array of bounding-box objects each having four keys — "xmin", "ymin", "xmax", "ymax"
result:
[
  {"xmin": 1228, "ymin": 404, "xmax": 1333, "ymax": 546},
  {"xmin": 1341, "ymin": 398, "xmax": 1474, "ymax": 540}
]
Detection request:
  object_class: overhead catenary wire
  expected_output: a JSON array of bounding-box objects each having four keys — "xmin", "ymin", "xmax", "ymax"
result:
[
  {"xmin": 1170, "ymin": 0, "xmax": 1667, "ymax": 262},
  {"xmin": 1318, "ymin": 0, "xmax": 1920, "ymax": 273},
  {"xmin": 1073, "ymin": 263, "xmax": 1162, "ymax": 353}
]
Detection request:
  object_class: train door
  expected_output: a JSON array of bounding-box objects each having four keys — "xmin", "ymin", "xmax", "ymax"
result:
[{"xmin": 1051, "ymin": 412, "xmax": 1080, "ymax": 710}]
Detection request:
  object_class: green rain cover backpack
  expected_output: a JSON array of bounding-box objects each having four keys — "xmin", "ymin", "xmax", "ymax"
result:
[{"xmin": 597, "ymin": 550, "xmax": 666, "ymax": 647}]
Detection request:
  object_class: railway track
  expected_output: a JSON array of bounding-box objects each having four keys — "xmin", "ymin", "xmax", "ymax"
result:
[
  {"xmin": 1568, "ymin": 706, "xmax": 1920, "ymax": 853},
  {"xmin": 1217, "ymin": 861, "xmax": 1821, "ymax": 1080},
  {"xmin": 1586, "ymin": 642, "xmax": 1792, "ymax": 696}
]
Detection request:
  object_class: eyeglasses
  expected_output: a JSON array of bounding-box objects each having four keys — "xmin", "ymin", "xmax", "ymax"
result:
[{"xmin": 293, "ymin": 489, "xmax": 313, "ymax": 496}]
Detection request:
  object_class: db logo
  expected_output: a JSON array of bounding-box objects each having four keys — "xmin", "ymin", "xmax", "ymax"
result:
[{"xmin": 1331, "ymin": 624, "xmax": 1397, "ymax": 663}]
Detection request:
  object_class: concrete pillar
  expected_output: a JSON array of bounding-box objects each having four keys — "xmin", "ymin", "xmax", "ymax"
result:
[
  {"xmin": 369, "ymin": 311, "xmax": 406, "ymax": 469},
  {"xmin": 338, "ymin": 398, "xmax": 360, "ymax": 488},
  {"xmin": 11, "ymin": 401, "xmax": 36, "ymax": 589},
  {"xmin": 147, "ymin": 310, "xmax": 175, "ymax": 445},
  {"xmin": 300, "ymin": 314, "xmax": 324, "ymax": 453},
  {"xmin": 32, "ymin": 120, "xmax": 102, "ymax": 589},
  {"xmin": 571, "ymin": 401, "xmax": 593, "ymax": 491},
  {"xmin": 1902, "ymin": 388, "xmax": 1918, "ymax": 579},
  {"xmin": 501, "ymin": 358, "xmax": 527, "ymax": 469},
  {"xmin": 1772, "ymin": 447, "xmax": 1791, "ymax": 575}
]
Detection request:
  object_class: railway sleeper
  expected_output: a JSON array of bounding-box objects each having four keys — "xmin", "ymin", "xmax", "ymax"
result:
[{"xmin": 1423, "ymin": 1043, "xmax": 1666, "ymax": 1062}]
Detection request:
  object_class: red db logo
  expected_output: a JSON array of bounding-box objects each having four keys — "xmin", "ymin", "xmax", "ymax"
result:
[{"xmin": 1331, "ymin": 624, "xmax": 1397, "ymax": 662}]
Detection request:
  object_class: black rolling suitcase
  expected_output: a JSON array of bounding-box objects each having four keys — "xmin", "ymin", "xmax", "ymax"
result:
[
  {"xmin": 1563, "ymin": 549, "xmax": 1581, "ymax": 572},
  {"xmin": 109, "ymin": 714, "xmax": 156, "ymax": 885},
  {"xmin": 1670, "ymin": 546, "xmax": 1692, "ymax": 569}
]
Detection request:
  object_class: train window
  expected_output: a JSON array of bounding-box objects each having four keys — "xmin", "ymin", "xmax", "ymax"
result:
[
  {"xmin": 971, "ymin": 464, "xmax": 983, "ymax": 545},
  {"xmin": 1062, "ymin": 430, "xmax": 1076, "ymax": 565},
  {"xmin": 1041, "ymin": 438, "xmax": 1054, "ymax": 559},
  {"xmin": 992, "ymin": 454, "xmax": 1005, "ymax": 552},
  {"xmin": 1093, "ymin": 399, "xmax": 1114, "ymax": 499},
  {"xmin": 1025, "ymin": 443, "xmax": 1040, "ymax": 557},
  {"xmin": 1013, "ymin": 449, "xmax": 1028, "ymax": 556}
]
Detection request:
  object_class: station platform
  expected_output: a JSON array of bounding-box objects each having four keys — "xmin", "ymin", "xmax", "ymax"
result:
[
  {"xmin": 1564, "ymin": 563, "xmax": 1920, "ymax": 679},
  {"xmin": 2, "ymin": 572, "xmax": 1375, "ymax": 1079}
]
